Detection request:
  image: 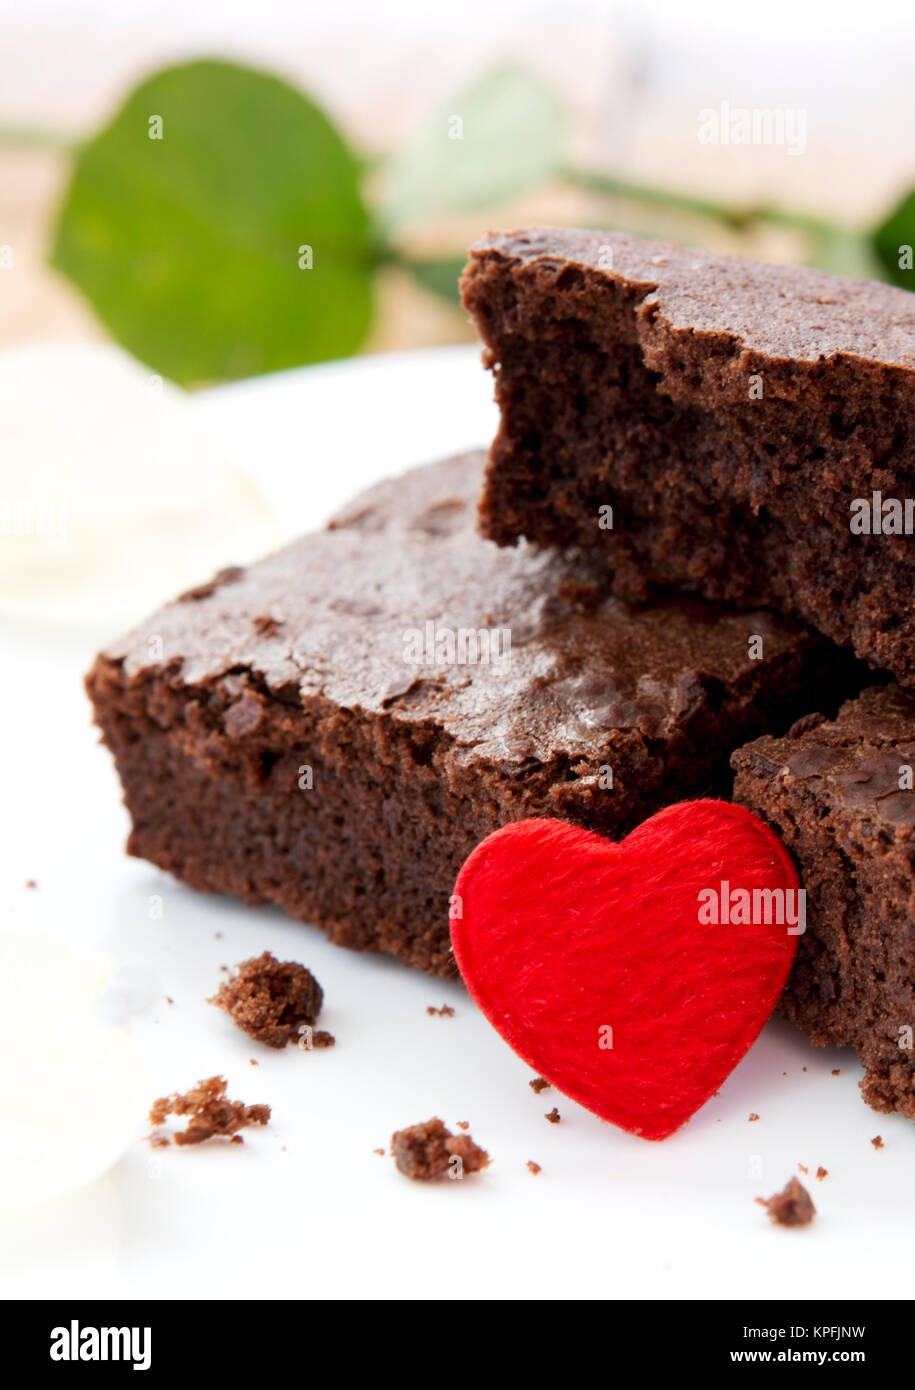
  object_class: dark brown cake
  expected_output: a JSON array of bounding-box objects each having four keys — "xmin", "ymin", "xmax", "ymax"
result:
[
  {"xmin": 148, "ymin": 1076, "xmax": 270, "ymax": 1146},
  {"xmin": 390, "ymin": 1118, "xmax": 489, "ymax": 1179},
  {"xmin": 733, "ymin": 685, "xmax": 915, "ymax": 1116},
  {"xmin": 88, "ymin": 452, "xmax": 855, "ymax": 977},
  {"xmin": 209, "ymin": 951, "xmax": 323, "ymax": 1048},
  {"xmin": 461, "ymin": 227, "xmax": 915, "ymax": 684},
  {"xmin": 757, "ymin": 1176, "xmax": 816, "ymax": 1227}
]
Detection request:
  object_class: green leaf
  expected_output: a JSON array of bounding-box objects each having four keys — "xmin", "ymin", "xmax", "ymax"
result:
[
  {"xmin": 402, "ymin": 255, "xmax": 467, "ymax": 305},
  {"xmin": 384, "ymin": 65, "xmax": 567, "ymax": 232},
  {"xmin": 871, "ymin": 189, "xmax": 915, "ymax": 289},
  {"xmin": 807, "ymin": 228, "xmax": 883, "ymax": 282},
  {"xmin": 51, "ymin": 59, "xmax": 374, "ymax": 385}
]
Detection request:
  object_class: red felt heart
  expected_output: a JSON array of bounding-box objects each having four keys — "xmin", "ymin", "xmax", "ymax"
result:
[{"xmin": 451, "ymin": 800, "xmax": 801, "ymax": 1140}]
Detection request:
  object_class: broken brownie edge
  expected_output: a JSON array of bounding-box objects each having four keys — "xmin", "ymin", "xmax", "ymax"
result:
[
  {"xmin": 461, "ymin": 226, "xmax": 915, "ymax": 684},
  {"xmin": 733, "ymin": 683, "xmax": 915, "ymax": 1116}
]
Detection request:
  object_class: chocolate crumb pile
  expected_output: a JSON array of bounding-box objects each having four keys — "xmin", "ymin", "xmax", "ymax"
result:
[
  {"xmin": 390, "ymin": 1118, "xmax": 489, "ymax": 1181},
  {"xmin": 757, "ymin": 1177, "xmax": 816, "ymax": 1228},
  {"xmin": 148, "ymin": 1075, "xmax": 270, "ymax": 1146},
  {"xmin": 209, "ymin": 950, "xmax": 324, "ymax": 1048}
]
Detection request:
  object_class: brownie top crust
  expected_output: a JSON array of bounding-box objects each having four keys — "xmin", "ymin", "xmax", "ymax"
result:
[
  {"xmin": 733, "ymin": 684, "xmax": 915, "ymax": 831},
  {"xmin": 105, "ymin": 452, "xmax": 815, "ymax": 765},
  {"xmin": 466, "ymin": 226, "xmax": 915, "ymax": 382}
]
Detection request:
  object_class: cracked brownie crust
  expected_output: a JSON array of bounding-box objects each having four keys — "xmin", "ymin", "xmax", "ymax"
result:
[
  {"xmin": 88, "ymin": 452, "xmax": 856, "ymax": 977},
  {"xmin": 461, "ymin": 226, "xmax": 915, "ymax": 683}
]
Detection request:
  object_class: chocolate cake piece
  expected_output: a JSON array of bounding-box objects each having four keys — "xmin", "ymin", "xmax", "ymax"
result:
[
  {"xmin": 461, "ymin": 227, "xmax": 915, "ymax": 684},
  {"xmin": 733, "ymin": 685, "xmax": 915, "ymax": 1116},
  {"xmin": 209, "ymin": 951, "xmax": 324, "ymax": 1048},
  {"xmin": 148, "ymin": 1076, "xmax": 270, "ymax": 1146},
  {"xmin": 88, "ymin": 451, "xmax": 853, "ymax": 977},
  {"xmin": 757, "ymin": 1176, "xmax": 816, "ymax": 1227},
  {"xmin": 390, "ymin": 1118, "xmax": 489, "ymax": 1180}
]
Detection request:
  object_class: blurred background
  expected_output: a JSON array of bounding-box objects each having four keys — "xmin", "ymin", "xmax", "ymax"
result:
[
  {"xmin": 2, "ymin": 0, "xmax": 915, "ymax": 628},
  {"xmin": 3, "ymin": 0, "xmax": 915, "ymax": 369}
]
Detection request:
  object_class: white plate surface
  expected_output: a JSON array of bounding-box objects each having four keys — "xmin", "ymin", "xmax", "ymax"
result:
[{"xmin": 0, "ymin": 345, "xmax": 907, "ymax": 1301}]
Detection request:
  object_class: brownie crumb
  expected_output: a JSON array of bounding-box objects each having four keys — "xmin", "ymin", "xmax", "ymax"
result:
[
  {"xmin": 373, "ymin": 1148, "xmax": 385, "ymax": 1157},
  {"xmin": 148, "ymin": 1076, "xmax": 270, "ymax": 1146},
  {"xmin": 165, "ymin": 996, "xmax": 174, "ymax": 1006},
  {"xmin": 250, "ymin": 1058, "xmax": 258, "ymax": 1066},
  {"xmin": 545, "ymin": 1107, "xmax": 560, "ymax": 1124},
  {"xmin": 390, "ymin": 1118, "xmax": 490, "ymax": 1181},
  {"xmin": 757, "ymin": 1177, "xmax": 816, "ymax": 1228},
  {"xmin": 310, "ymin": 1029, "xmax": 336, "ymax": 1049},
  {"xmin": 529, "ymin": 1077, "xmax": 551, "ymax": 1094},
  {"xmin": 816, "ymin": 1166, "xmax": 829, "ymax": 1180},
  {"xmin": 147, "ymin": 1131, "xmax": 170, "ymax": 1148},
  {"xmin": 209, "ymin": 951, "xmax": 323, "ymax": 1048},
  {"xmin": 527, "ymin": 1160, "xmax": 542, "ymax": 1175},
  {"xmin": 252, "ymin": 614, "xmax": 283, "ymax": 637},
  {"xmin": 748, "ymin": 1113, "xmax": 760, "ymax": 1122},
  {"xmin": 456, "ymin": 1121, "xmax": 470, "ymax": 1131},
  {"xmin": 25, "ymin": 879, "xmax": 37, "ymax": 890},
  {"xmin": 871, "ymin": 1135, "xmax": 884, "ymax": 1149},
  {"xmin": 832, "ymin": 1069, "xmax": 841, "ymax": 1076},
  {"xmin": 798, "ymin": 1163, "xmax": 809, "ymax": 1175},
  {"xmin": 426, "ymin": 1004, "xmax": 455, "ymax": 1017}
]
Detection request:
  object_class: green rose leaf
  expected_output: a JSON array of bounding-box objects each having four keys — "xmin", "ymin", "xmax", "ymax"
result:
[
  {"xmin": 870, "ymin": 189, "xmax": 915, "ymax": 289},
  {"xmin": 402, "ymin": 255, "xmax": 468, "ymax": 305},
  {"xmin": 51, "ymin": 59, "xmax": 374, "ymax": 385},
  {"xmin": 808, "ymin": 228, "xmax": 883, "ymax": 282},
  {"xmin": 384, "ymin": 65, "xmax": 567, "ymax": 232}
]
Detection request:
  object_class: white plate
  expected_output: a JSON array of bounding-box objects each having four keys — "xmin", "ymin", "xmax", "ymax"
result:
[{"xmin": 0, "ymin": 345, "xmax": 907, "ymax": 1301}]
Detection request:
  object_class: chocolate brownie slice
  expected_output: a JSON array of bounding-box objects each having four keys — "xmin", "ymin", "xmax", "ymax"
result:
[
  {"xmin": 88, "ymin": 451, "xmax": 854, "ymax": 977},
  {"xmin": 461, "ymin": 227, "xmax": 915, "ymax": 684},
  {"xmin": 733, "ymin": 685, "xmax": 915, "ymax": 1115}
]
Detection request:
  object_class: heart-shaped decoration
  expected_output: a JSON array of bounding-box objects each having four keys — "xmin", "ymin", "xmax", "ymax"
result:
[{"xmin": 451, "ymin": 801, "xmax": 801, "ymax": 1140}]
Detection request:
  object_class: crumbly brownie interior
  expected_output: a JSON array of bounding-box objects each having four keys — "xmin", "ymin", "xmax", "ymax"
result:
[
  {"xmin": 462, "ymin": 228, "xmax": 915, "ymax": 683},
  {"xmin": 209, "ymin": 951, "xmax": 324, "ymax": 1048},
  {"xmin": 87, "ymin": 453, "xmax": 862, "ymax": 978},
  {"xmin": 757, "ymin": 1176, "xmax": 816, "ymax": 1227},
  {"xmin": 390, "ymin": 1118, "xmax": 489, "ymax": 1179},
  {"xmin": 733, "ymin": 685, "xmax": 915, "ymax": 1116},
  {"xmin": 149, "ymin": 1075, "xmax": 270, "ymax": 1145}
]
